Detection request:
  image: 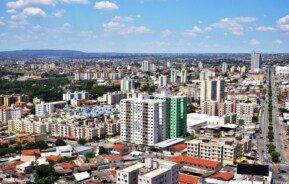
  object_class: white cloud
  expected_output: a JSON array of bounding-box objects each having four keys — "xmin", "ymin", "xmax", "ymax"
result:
[
  {"xmin": 162, "ymin": 29, "xmax": 173, "ymax": 37},
  {"xmin": 182, "ymin": 26, "xmax": 202, "ymax": 37},
  {"xmin": 210, "ymin": 17, "xmax": 257, "ymax": 35},
  {"xmin": 8, "ymin": 20, "xmax": 28, "ymax": 28},
  {"xmin": 94, "ymin": 1, "xmax": 118, "ymax": 10},
  {"xmin": 249, "ymin": 39, "xmax": 260, "ymax": 45},
  {"xmin": 60, "ymin": 0, "xmax": 89, "ymax": 4},
  {"xmin": 276, "ymin": 15, "xmax": 289, "ymax": 31},
  {"xmin": 112, "ymin": 16, "xmax": 133, "ymax": 22},
  {"xmin": 61, "ymin": 22, "xmax": 71, "ymax": 29},
  {"xmin": 6, "ymin": 0, "xmax": 56, "ymax": 8},
  {"xmin": 256, "ymin": 26, "xmax": 276, "ymax": 31},
  {"xmin": 53, "ymin": 9, "xmax": 65, "ymax": 17},
  {"xmin": 0, "ymin": 17, "xmax": 5, "ymax": 26},
  {"xmin": 103, "ymin": 21, "xmax": 151, "ymax": 35},
  {"xmin": 273, "ymin": 39, "xmax": 283, "ymax": 44},
  {"xmin": 0, "ymin": 33, "xmax": 7, "ymax": 37},
  {"xmin": 78, "ymin": 31, "xmax": 97, "ymax": 39},
  {"xmin": 12, "ymin": 7, "xmax": 47, "ymax": 19},
  {"xmin": 6, "ymin": 9, "xmax": 17, "ymax": 14}
]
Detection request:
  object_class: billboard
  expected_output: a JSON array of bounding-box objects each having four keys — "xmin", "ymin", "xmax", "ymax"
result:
[{"xmin": 237, "ymin": 163, "xmax": 269, "ymax": 176}]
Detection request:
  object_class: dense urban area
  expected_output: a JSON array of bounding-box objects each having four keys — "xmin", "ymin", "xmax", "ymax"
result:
[{"xmin": 1, "ymin": 51, "xmax": 289, "ymax": 184}]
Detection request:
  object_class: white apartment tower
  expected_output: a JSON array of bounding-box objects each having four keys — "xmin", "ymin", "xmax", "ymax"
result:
[
  {"xmin": 180, "ymin": 69, "xmax": 188, "ymax": 84},
  {"xmin": 250, "ymin": 52, "xmax": 262, "ymax": 72},
  {"xmin": 142, "ymin": 60, "xmax": 152, "ymax": 72},
  {"xmin": 158, "ymin": 75, "xmax": 167, "ymax": 87},
  {"xmin": 170, "ymin": 69, "xmax": 178, "ymax": 83},
  {"xmin": 222, "ymin": 62, "xmax": 228, "ymax": 73},
  {"xmin": 121, "ymin": 77, "xmax": 134, "ymax": 92},
  {"xmin": 200, "ymin": 77, "xmax": 225, "ymax": 103},
  {"xmin": 120, "ymin": 98, "xmax": 166, "ymax": 145}
]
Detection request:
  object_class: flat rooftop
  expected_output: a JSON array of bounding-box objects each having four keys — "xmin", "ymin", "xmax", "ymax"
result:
[
  {"xmin": 121, "ymin": 163, "xmax": 144, "ymax": 173},
  {"xmin": 153, "ymin": 138, "xmax": 185, "ymax": 148},
  {"xmin": 141, "ymin": 168, "xmax": 170, "ymax": 178}
]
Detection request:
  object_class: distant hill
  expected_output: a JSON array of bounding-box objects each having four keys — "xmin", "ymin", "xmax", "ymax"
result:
[{"xmin": 0, "ymin": 49, "xmax": 153, "ymax": 58}]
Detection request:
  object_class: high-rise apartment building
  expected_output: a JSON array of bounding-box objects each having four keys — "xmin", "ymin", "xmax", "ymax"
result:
[
  {"xmin": 0, "ymin": 107, "xmax": 22, "ymax": 123},
  {"xmin": 63, "ymin": 91, "xmax": 89, "ymax": 101},
  {"xmin": 158, "ymin": 75, "xmax": 167, "ymax": 87},
  {"xmin": 222, "ymin": 62, "xmax": 228, "ymax": 73},
  {"xmin": 120, "ymin": 98, "xmax": 166, "ymax": 145},
  {"xmin": 141, "ymin": 60, "xmax": 152, "ymax": 72},
  {"xmin": 153, "ymin": 92, "xmax": 187, "ymax": 138},
  {"xmin": 250, "ymin": 52, "xmax": 262, "ymax": 71},
  {"xmin": 180, "ymin": 69, "xmax": 188, "ymax": 84},
  {"xmin": 200, "ymin": 77, "xmax": 225, "ymax": 103},
  {"xmin": 170, "ymin": 68, "xmax": 178, "ymax": 83},
  {"xmin": 120, "ymin": 77, "xmax": 134, "ymax": 92},
  {"xmin": 0, "ymin": 94, "xmax": 29, "ymax": 107},
  {"xmin": 201, "ymin": 100, "xmax": 235, "ymax": 116}
]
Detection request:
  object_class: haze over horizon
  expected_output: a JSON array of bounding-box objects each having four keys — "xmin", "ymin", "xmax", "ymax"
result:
[{"xmin": 0, "ymin": 0, "xmax": 289, "ymax": 53}]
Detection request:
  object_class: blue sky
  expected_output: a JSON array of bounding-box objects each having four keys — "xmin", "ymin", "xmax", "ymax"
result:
[{"xmin": 0, "ymin": 0, "xmax": 288, "ymax": 53}]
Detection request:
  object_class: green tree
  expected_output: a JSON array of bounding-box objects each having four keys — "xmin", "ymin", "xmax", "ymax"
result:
[
  {"xmin": 98, "ymin": 146, "xmax": 109, "ymax": 155},
  {"xmin": 55, "ymin": 139, "xmax": 66, "ymax": 146},
  {"xmin": 35, "ymin": 164, "xmax": 56, "ymax": 178},
  {"xmin": 77, "ymin": 138, "xmax": 86, "ymax": 145},
  {"xmin": 36, "ymin": 140, "xmax": 48, "ymax": 150},
  {"xmin": 271, "ymin": 151, "xmax": 280, "ymax": 162},
  {"xmin": 84, "ymin": 152, "xmax": 95, "ymax": 159},
  {"xmin": 57, "ymin": 157, "xmax": 69, "ymax": 163}
]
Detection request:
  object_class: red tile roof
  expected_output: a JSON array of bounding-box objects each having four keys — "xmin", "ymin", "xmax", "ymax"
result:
[
  {"xmin": 0, "ymin": 161, "xmax": 24, "ymax": 171},
  {"xmin": 46, "ymin": 155, "xmax": 61, "ymax": 162},
  {"xmin": 21, "ymin": 149, "xmax": 41, "ymax": 155},
  {"xmin": 105, "ymin": 155, "xmax": 122, "ymax": 161},
  {"xmin": 113, "ymin": 144, "xmax": 124, "ymax": 151},
  {"xmin": 169, "ymin": 143, "xmax": 187, "ymax": 151},
  {"xmin": 172, "ymin": 155, "xmax": 220, "ymax": 169},
  {"xmin": 210, "ymin": 172, "xmax": 234, "ymax": 181},
  {"xmin": 179, "ymin": 173, "xmax": 199, "ymax": 184},
  {"xmin": 110, "ymin": 170, "xmax": 116, "ymax": 177},
  {"xmin": 60, "ymin": 163, "xmax": 76, "ymax": 169}
]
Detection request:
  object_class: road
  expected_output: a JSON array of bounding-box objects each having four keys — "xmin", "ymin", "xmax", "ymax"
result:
[{"xmin": 257, "ymin": 69, "xmax": 289, "ymax": 182}]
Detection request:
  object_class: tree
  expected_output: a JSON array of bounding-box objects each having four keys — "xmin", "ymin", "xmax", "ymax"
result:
[
  {"xmin": 36, "ymin": 140, "xmax": 48, "ymax": 150},
  {"xmin": 271, "ymin": 151, "xmax": 280, "ymax": 162},
  {"xmin": 78, "ymin": 138, "xmax": 86, "ymax": 145},
  {"xmin": 57, "ymin": 157, "xmax": 69, "ymax": 163},
  {"xmin": 84, "ymin": 152, "xmax": 95, "ymax": 159},
  {"xmin": 55, "ymin": 139, "xmax": 66, "ymax": 146},
  {"xmin": 252, "ymin": 116, "xmax": 258, "ymax": 123},
  {"xmin": 35, "ymin": 164, "xmax": 55, "ymax": 178},
  {"xmin": 98, "ymin": 146, "xmax": 109, "ymax": 155}
]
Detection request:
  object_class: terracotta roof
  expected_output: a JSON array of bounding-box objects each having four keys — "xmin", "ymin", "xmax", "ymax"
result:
[
  {"xmin": 110, "ymin": 170, "xmax": 116, "ymax": 177},
  {"xmin": 21, "ymin": 149, "xmax": 41, "ymax": 155},
  {"xmin": 169, "ymin": 143, "xmax": 187, "ymax": 151},
  {"xmin": 105, "ymin": 155, "xmax": 122, "ymax": 161},
  {"xmin": 210, "ymin": 172, "xmax": 234, "ymax": 181},
  {"xmin": 60, "ymin": 163, "xmax": 76, "ymax": 169},
  {"xmin": 46, "ymin": 155, "xmax": 61, "ymax": 162},
  {"xmin": 0, "ymin": 161, "xmax": 24, "ymax": 171},
  {"xmin": 113, "ymin": 144, "xmax": 124, "ymax": 151},
  {"xmin": 179, "ymin": 173, "xmax": 199, "ymax": 184},
  {"xmin": 172, "ymin": 155, "xmax": 220, "ymax": 169},
  {"xmin": 63, "ymin": 136, "xmax": 78, "ymax": 140}
]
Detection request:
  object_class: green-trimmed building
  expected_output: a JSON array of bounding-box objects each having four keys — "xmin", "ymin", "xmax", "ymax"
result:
[{"xmin": 153, "ymin": 94, "xmax": 187, "ymax": 138}]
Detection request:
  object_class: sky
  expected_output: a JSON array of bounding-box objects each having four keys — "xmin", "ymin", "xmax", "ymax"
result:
[{"xmin": 0, "ymin": 0, "xmax": 288, "ymax": 53}]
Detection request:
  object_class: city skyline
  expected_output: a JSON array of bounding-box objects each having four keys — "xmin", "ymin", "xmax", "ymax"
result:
[{"xmin": 0, "ymin": 0, "xmax": 289, "ymax": 53}]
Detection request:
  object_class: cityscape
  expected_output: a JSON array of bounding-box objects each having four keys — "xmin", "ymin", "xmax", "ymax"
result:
[{"xmin": 0, "ymin": 0, "xmax": 289, "ymax": 184}]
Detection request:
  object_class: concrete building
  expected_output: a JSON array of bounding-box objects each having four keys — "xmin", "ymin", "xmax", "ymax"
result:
[
  {"xmin": 120, "ymin": 77, "xmax": 134, "ymax": 92},
  {"xmin": 35, "ymin": 101, "xmax": 67, "ymax": 116},
  {"xmin": 201, "ymin": 101, "xmax": 235, "ymax": 117},
  {"xmin": 180, "ymin": 69, "xmax": 188, "ymax": 84},
  {"xmin": 154, "ymin": 92, "xmax": 187, "ymax": 138},
  {"xmin": 222, "ymin": 62, "xmax": 228, "ymax": 73},
  {"xmin": 167, "ymin": 61, "xmax": 172, "ymax": 68},
  {"xmin": 0, "ymin": 94, "xmax": 29, "ymax": 107},
  {"xmin": 116, "ymin": 158, "xmax": 179, "ymax": 184},
  {"xmin": 275, "ymin": 66, "xmax": 289, "ymax": 79},
  {"xmin": 103, "ymin": 91, "xmax": 127, "ymax": 105},
  {"xmin": 141, "ymin": 60, "xmax": 152, "ymax": 72},
  {"xmin": 170, "ymin": 68, "xmax": 178, "ymax": 83},
  {"xmin": 120, "ymin": 98, "xmax": 167, "ymax": 145},
  {"xmin": 236, "ymin": 103, "xmax": 257, "ymax": 124},
  {"xmin": 63, "ymin": 91, "xmax": 89, "ymax": 101},
  {"xmin": 250, "ymin": 52, "xmax": 262, "ymax": 72},
  {"xmin": 0, "ymin": 107, "xmax": 22, "ymax": 123},
  {"xmin": 158, "ymin": 75, "xmax": 167, "ymax": 87},
  {"xmin": 187, "ymin": 137, "xmax": 251, "ymax": 165},
  {"xmin": 200, "ymin": 77, "xmax": 225, "ymax": 103},
  {"xmin": 8, "ymin": 118, "xmax": 49, "ymax": 134}
]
